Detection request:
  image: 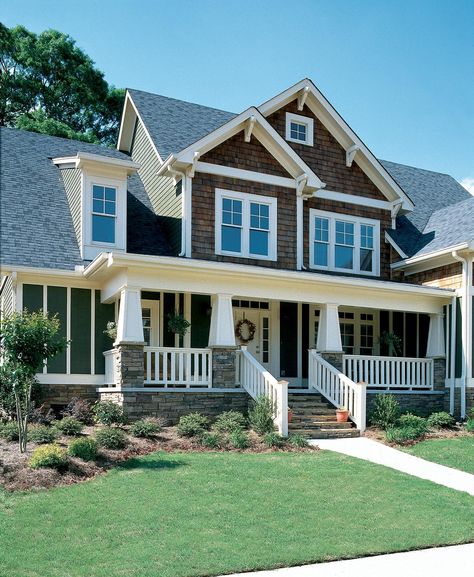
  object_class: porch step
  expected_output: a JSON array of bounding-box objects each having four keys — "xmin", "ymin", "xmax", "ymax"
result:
[
  {"xmin": 290, "ymin": 419, "xmax": 354, "ymax": 429},
  {"xmin": 288, "ymin": 428, "xmax": 360, "ymax": 439}
]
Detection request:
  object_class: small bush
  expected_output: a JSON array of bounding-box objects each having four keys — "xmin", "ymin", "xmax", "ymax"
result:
[
  {"xmin": 28, "ymin": 404, "xmax": 56, "ymax": 425},
  {"xmin": 427, "ymin": 411, "xmax": 455, "ymax": 429},
  {"xmin": 398, "ymin": 413, "xmax": 428, "ymax": 434},
  {"xmin": 212, "ymin": 410, "xmax": 247, "ymax": 433},
  {"xmin": 62, "ymin": 397, "xmax": 94, "ymax": 425},
  {"xmin": 0, "ymin": 421, "xmax": 19, "ymax": 442},
  {"xmin": 264, "ymin": 431, "xmax": 285, "ymax": 448},
  {"xmin": 289, "ymin": 433, "xmax": 307, "ymax": 448},
  {"xmin": 93, "ymin": 401, "xmax": 125, "ymax": 426},
  {"xmin": 29, "ymin": 444, "xmax": 68, "ymax": 471},
  {"xmin": 130, "ymin": 418, "xmax": 162, "ymax": 439},
  {"xmin": 370, "ymin": 394, "xmax": 400, "ymax": 429},
  {"xmin": 465, "ymin": 419, "xmax": 474, "ymax": 433},
  {"xmin": 95, "ymin": 426, "xmax": 127, "ymax": 449},
  {"xmin": 248, "ymin": 397, "xmax": 274, "ymax": 435},
  {"xmin": 198, "ymin": 431, "xmax": 224, "ymax": 449},
  {"xmin": 229, "ymin": 429, "xmax": 250, "ymax": 449},
  {"xmin": 176, "ymin": 413, "xmax": 210, "ymax": 437},
  {"xmin": 385, "ymin": 425, "xmax": 425, "ymax": 445},
  {"xmin": 28, "ymin": 424, "xmax": 58, "ymax": 444},
  {"xmin": 54, "ymin": 416, "xmax": 83, "ymax": 436},
  {"xmin": 68, "ymin": 438, "xmax": 98, "ymax": 461}
]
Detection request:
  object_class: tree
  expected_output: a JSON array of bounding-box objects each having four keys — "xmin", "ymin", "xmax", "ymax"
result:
[
  {"xmin": 0, "ymin": 24, "xmax": 124, "ymax": 146},
  {"xmin": 0, "ymin": 311, "xmax": 67, "ymax": 452}
]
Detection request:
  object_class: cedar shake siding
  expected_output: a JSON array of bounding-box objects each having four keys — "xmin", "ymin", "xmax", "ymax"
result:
[
  {"xmin": 267, "ymin": 100, "xmax": 387, "ymax": 200},
  {"xmin": 405, "ymin": 263, "xmax": 463, "ymax": 289}
]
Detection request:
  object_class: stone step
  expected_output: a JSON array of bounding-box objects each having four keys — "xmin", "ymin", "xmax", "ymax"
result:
[
  {"xmin": 289, "ymin": 405, "xmax": 334, "ymax": 413},
  {"xmin": 289, "ymin": 428, "xmax": 360, "ymax": 439},
  {"xmin": 291, "ymin": 414, "xmax": 340, "ymax": 422},
  {"xmin": 288, "ymin": 394, "xmax": 324, "ymax": 401},
  {"xmin": 289, "ymin": 420, "xmax": 354, "ymax": 429}
]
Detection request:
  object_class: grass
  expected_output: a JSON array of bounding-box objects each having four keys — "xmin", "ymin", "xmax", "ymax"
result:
[
  {"xmin": 1, "ymin": 451, "xmax": 473, "ymax": 577},
  {"xmin": 403, "ymin": 436, "xmax": 474, "ymax": 474}
]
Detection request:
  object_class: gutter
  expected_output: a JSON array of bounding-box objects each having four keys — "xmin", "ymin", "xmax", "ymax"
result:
[{"xmin": 391, "ymin": 242, "xmax": 471, "ymax": 271}]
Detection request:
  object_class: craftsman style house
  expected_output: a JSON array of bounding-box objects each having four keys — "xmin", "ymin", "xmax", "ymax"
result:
[{"xmin": 1, "ymin": 79, "xmax": 473, "ymax": 437}]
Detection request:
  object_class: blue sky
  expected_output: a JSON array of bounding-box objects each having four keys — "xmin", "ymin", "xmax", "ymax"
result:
[{"xmin": 3, "ymin": 0, "xmax": 473, "ymax": 188}]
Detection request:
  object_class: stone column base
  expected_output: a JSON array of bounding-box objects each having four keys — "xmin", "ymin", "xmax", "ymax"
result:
[
  {"xmin": 432, "ymin": 357, "xmax": 446, "ymax": 392},
  {"xmin": 114, "ymin": 343, "xmax": 145, "ymax": 388},
  {"xmin": 211, "ymin": 347, "xmax": 238, "ymax": 388},
  {"xmin": 320, "ymin": 351, "xmax": 344, "ymax": 372}
]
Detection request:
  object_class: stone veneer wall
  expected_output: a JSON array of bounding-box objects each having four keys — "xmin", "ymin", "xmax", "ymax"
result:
[
  {"xmin": 449, "ymin": 388, "xmax": 474, "ymax": 419},
  {"xmin": 39, "ymin": 384, "xmax": 98, "ymax": 409},
  {"xmin": 212, "ymin": 348, "xmax": 238, "ymax": 388},
  {"xmin": 367, "ymin": 391, "xmax": 446, "ymax": 417},
  {"xmin": 114, "ymin": 344, "xmax": 145, "ymax": 388}
]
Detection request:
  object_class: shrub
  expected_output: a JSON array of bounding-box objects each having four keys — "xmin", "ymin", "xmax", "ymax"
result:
[
  {"xmin": 29, "ymin": 444, "xmax": 68, "ymax": 471},
  {"xmin": 385, "ymin": 425, "xmax": 425, "ymax": 444},
  {"xmin": 95, "ymin": 426, "xmax": 127, "ymax": 450},
  {"xmin": 92, "ymin": 400, "xmax": 125, "ymax": 426},
  {"xmin": 54, "ymin": 416, "xmax": 83, "ymax": 436},
  {"xmin": 264, "ymin": 431, "xmax": 285, "ymax": 448},
  {"xmin": 465, "ymin": 419, "xmax": 474, "ymax": 433},
  {"xmin": 130, "ymin": 418, "xmax": 162, "ymax": 439},
  {"xmin": 289, "ymin": 433, "xmax": 307, "ymax": 448},
  {"xmin": 0, "ymin": 421, "xmax": 19, "ymax": 441},
  {"xmin": 229, "ymin": 429, "xmax": 250, "ymax": 449},
  {"xmin": 370, "ymin": 394, "xmax": 400, "ymax": 429},
  {"xmin": 176, "ymin": 413, "xmax": 210, "ymax": 437},
  {"xmin": 28, "ymin": 424, "xmax": 58, "ymax": 444},
  {"xmin": 198, "ymin": 431, "xmax": 224, "ymax": 449},
  {"xmin": 427, "ymin": 411, "xmax": 455, "ymax": 429},
  {"xmin": 28, "ymin": 403, "xmax": 56, "ymax": 425},
  {"xmin": 62, "ymin": 397, "xmax": 94, "ymax": 425},
  {"xmin": 68, "ymin": 438, "xmax": 98, "ymax": 461},
  {"xmin": 248, "ymin": 397, "xmax": 274, "ymax": 435},
  {"xmin": 398, "ymin": 413, "xmax": 428, "ymax": 433},
  {"xmin": 212, "ymin": 410, "xmax": 247, "ymax": 433}
]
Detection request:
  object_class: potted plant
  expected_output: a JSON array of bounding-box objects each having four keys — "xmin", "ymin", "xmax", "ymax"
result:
[
  {"xmin": 378, "ymin": 331, "xmax": 402, "ymax": 356},
  {"xmin": 167, "ymin": 311, "xmax": 191, "ymax": 337},
  {"xmin": 103, "ymin": 321, "xmax": 117, "ymax": 341},
  {"xmin": 336, "ymin": 406, "xmax": 350, "ymax": 422},
  {"xmin": 288, "ymin": 407, "xmax": 294, "ymax": 423}
]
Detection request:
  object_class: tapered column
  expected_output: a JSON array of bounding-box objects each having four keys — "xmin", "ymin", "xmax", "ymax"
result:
[
  {"xmin": 208, "ymin": 293, "xmax": 235, "ymax": 347},
  {"xmin": 426, "ymin": 313, "xmax": 445, "ymax": 358},
  {"xmin": 317, "ymin": 303, "xmax": 342, "ymax": 353}
]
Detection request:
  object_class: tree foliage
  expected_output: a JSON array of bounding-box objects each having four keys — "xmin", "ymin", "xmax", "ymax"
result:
[{"xmin": 0, "ymin": 24, "xmax": 124, "ymax": 146}]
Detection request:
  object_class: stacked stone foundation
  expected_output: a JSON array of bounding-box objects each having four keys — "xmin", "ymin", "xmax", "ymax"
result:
[
  {"xmin": 367, "ymin": 390, "xmax": 446, "ymax": 417},
  {"xmin": 39, "ymin": 384, "xmax": 99, "ymax": 410}
]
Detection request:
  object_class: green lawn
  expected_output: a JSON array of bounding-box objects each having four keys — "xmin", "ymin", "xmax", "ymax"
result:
[
  {"xmin": 403, "ymin": 436, "xmax": 474, "ymax": 474},
  {"xmin": 1, "ymin": 451, "xmax": 473, "ymax": 577}
]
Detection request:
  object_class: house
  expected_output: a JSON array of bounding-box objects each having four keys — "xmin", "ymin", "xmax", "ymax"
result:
[{"xmin": 1, "ymin": 79, "xmax": 473, "ymax": 437}]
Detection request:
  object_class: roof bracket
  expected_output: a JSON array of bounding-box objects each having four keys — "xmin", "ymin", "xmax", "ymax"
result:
[
  {"xmin": 297, "ymin": 86, "xmax": 310, "ymax": 111},
  {"xmin": 345, "ymin": 144, "xmax": 359, "ymax": 167},
  {"xmin": 296, "ymin": 174, "xmax": 308, "ymax": 197},
  {"xmin": 187, "ymin": 151, "xmax": 201, "ymax": 178},
  {"xmin": 244, "ymin": 116, "xmax": 256, "ymax": 142}
]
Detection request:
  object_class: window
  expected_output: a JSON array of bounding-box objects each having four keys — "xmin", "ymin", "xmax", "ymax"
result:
[
  {"xmin": 92, "ymin": 184, "xmax": 116, "ymax": 244},
  {"xmin": 285, "ymin": 112, "xmax": 314, "ymax": 146},
  {"xmin": 309, "ymin": 209, "xmax": 380, "ymax": 276},
  {"xmin": 215, "ymin": 189, "xmax": 277, "ymax": 260}
]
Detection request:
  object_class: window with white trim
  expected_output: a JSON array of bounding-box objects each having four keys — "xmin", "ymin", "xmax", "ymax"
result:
[
  {"xmin": 92, "ymin": 184, "xmax": 117, "ymax": 244},
  {"xmin": 215, "ymin": 189, "xmax": 277, "ymax": 260},
  {"xmin": 309, "ymin": 209, "xmax": 380, "ymax": 276},
  {"xmin": 285, "ymin": 112, "xmax": 314, "ymax": 146}
]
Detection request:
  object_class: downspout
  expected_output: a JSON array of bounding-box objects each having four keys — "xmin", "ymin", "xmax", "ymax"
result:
[
  {"xmin": 296, "ymin": 195, "xmax": 304, "ymax": 270},
  {"xmin": 450, "ymin": 295, "xmax": 456, "ymax": 414},
  {"xmin": 452, "ymin": 251, "xmax": 469, "ymax": 418}
]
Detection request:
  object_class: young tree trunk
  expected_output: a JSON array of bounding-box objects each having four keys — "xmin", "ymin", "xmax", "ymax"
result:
[{"xmin": 14, "ymin": 380, "xmax": 32, "ymax": 453}]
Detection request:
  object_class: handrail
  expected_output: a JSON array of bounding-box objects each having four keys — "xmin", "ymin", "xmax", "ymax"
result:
[
  {"xmin": 238, "ymin": 346, "xmax": 288, "ymax": 436},
  {"xmin": 309, "ymin": 350, "xmax": 366, "ymax": 432},
  {"xmin": 144, "ymin": 346, "xmax": 212, "ymax": 387}
]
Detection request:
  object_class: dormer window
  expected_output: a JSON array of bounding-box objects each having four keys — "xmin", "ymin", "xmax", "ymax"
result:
[
  {"xmin": 92, "ymin": 185, "xmax": 117, "ymax": 244},
  {"xmin": 285, "ymin": 112, "xmax": 314, "ymax": 146}
]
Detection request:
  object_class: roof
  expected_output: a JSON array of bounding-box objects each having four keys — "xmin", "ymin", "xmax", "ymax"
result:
[{"xmin": 0, "ymin": 127, "xmax": 172, "ymax": 271}]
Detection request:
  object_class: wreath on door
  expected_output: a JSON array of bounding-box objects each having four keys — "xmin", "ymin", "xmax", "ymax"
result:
[{"xmin": 235, "ymin": 318, "xmax": 257, "ymax": 343}]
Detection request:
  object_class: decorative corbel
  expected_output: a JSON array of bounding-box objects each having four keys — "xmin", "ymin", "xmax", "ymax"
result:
[
  {"xmin": 296, "ymin": 174, "xmax": 308, "ymax": 197},
  {"xmin": 391, "ymin": 201, "xmax": 403, "ymax": 229},
  {"xmin": 244, "ymin": 116, "xmax": 256, "ymax": 142},
  {"xmin": 345, "ymin": 144, "xmax": 359, "ymax": 167},
  {"xmin": 297, "ymin": 86, "xmax": 310, "ymax": 111},
  {"xmin": 187, "ymin": 151, "xmax": 201, "ymax": 178}
]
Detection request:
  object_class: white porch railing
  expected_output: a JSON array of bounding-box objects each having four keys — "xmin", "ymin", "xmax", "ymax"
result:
[
  {"xmin": 104, "ymin": 350, "xmax": 115, "ymax": 385},
  {"xmin": 309, "ymin": 350, "xmax": 366, "ymax": 432},
  {"xmin": 238, "ymin": 346, "xmax": 288, "ymax": 436},
  {"xmin": 144, "ymin": 347, "xmax": 212, "ymax": 387},
  {"xmin": 343, "ymin": 355, "xmax": 434, "ymax": 390}
]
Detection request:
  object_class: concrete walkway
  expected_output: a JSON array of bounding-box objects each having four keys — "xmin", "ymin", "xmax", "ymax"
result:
[
  {"xmin": 310, "ymin": 437, "xmax": 474, "ymax": 495},
  {"xmin": 224, "ymin": 543, "xmax": 474, "ymax": 576}
]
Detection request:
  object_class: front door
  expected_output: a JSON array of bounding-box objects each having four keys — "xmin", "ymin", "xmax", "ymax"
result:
[{"xmin": 233, "ymin": 308, "xmax": 270, "ymax": 369}]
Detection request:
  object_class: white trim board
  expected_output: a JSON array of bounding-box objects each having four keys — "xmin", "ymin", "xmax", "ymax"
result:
[
  {"xmin": 317, "ymin": 189, "xmax": 393, "ymax": 211},
  {"xmin": 196, "ymin": 161, "xmax": 296, "ymax": 189}
]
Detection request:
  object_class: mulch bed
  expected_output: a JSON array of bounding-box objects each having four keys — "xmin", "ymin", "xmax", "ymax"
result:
[
  {"xmin": 0, "ymin": 426, "xmax": 318, "ymax": 492},
  {"xmin": 364, "ymin": 425, "xmax": 472, "ymax": 447}
]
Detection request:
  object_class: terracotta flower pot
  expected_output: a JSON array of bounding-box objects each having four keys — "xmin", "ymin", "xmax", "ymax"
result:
[
  {"xmin": 336, "ymin": 409, "xmax": 350, "ymax": 423},
  {"xmin": 288, "ymin": 409, "xmax": 293, "ymax": 423}
]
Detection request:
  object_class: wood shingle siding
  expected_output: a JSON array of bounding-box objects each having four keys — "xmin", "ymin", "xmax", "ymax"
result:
[
  {"xmin": 60, "ymin": 168, "xmax": 82, "ymax": 249},
  {"xmin": 0, "ymin": 275, "xmax": 14, "ymax": 319}
]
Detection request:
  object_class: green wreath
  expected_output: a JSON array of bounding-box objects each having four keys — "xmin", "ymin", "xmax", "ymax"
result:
[{"xmin": 235, "ymin": 318, "xmax": 257, "ymax": 343}]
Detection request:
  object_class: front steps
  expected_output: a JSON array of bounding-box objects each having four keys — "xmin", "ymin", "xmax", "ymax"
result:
[{"xmin": 288, "ymin": 391, "xmax": 360, "ymax": 439}]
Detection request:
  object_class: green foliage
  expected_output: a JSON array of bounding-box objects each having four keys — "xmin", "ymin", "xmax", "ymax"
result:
[
  {"xmin": 212, "ymin": 411, "xmax": 247, "ymax": 434},
  {"xmin": 228, "ymin": 429, "xmax": 250, "ymax": 449},
  {"xmin": 95, "ymin": 427, "xmax": 127, "ymax": 450},
  {"xmin": 0, "ymin": 420, "xmax": 19, "ymax": 441},
  {"xmin": 385, "ymin": 426, "xmax": 425, "ymax": 444},
  {"xmin": 248, "ymin": 396, "xmax": 275, "ymax": 435},
  {"xmin": 0, "ymin": 365, "xmax": 16, "ymax": 417},
  {"xmin": 370, "ymin": 394, "xmax": 400, "ymax": 429},
  {"xmin": 465, "ymin": 419, "xmax": 474, "ymax": 433},
  {"xmin": 0, "ymin": 24, "xmax": 124, "ymax": 145},
  {"xmin": 29, "ymin": 444, "xmax": 68, "ymax": 471},
  {"xmin": 289, "ymin": 434, "xmax": 308, "ymax": 448},
  {"xmin": 129, "ymin": 418, "xmax": 162, "ymax": 439},
  {"xmin": 167, "ymin": 312, "xmax": 191, "ymax": 337},
  {"xmin": 377, "ymin": 331, "xmax": 402, "ymax": 356},
  {"xmin": 427, "ymin": 412, "xmax": 455, "ymax": 429},
  {"xmin": 68, "ymin": 438, "xmax": 98, "ymax": 461},
  {"xmin": 61, "ymin": 397, "xmax": 94, "ymax": 425},
  {"xmin": 54, "ymin": 417, "xmax": 83, "ymax": 436},
  {"xmin": 198, "ymin": 431, "xmax": 224, "ymax": 449},
  {"xmin": 398, "ymin": 413, "xmax": 428, "ymax": 434},
  {"xmin": 176, "ymin": 413, "xmax": 210, "ymax": 437},
  {"xmin": 28, "ymin": 403, "xmax": 56, "ymax": 425},
  {"xmin": 92, "ymin": 400, "xmax": 125, "ymax": 426},
  {"xmin": 28, "ymin": 424, "xmax": 57, "ymax": 444},
  {"xmin": 263, "ymin": 432, "xmax": 285, "ymax": 448}
]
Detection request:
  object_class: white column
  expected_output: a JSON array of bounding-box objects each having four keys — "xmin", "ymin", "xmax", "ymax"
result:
[
  {"xmin": 296, "ymin": 195, "xmax": 303, "ymax": 270},
  {"xmin": 426, "ymin": 312, "xmax": 446, "ymax": 358},
  {"xmin": 317, "ymin": 303, "xmax": 343, "ymax": 352},
  {"xmin": 208, "ymin": 293, "xmax": 236, "ymax": 347},
  {"xmin": 115, "ymin": 287, "xmax": 145, "ymax": 345}
]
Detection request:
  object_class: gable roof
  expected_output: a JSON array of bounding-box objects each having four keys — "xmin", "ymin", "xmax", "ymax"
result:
[{"xmin": 0, "ymin": 127, "xmax": 172, "ymax": 271}]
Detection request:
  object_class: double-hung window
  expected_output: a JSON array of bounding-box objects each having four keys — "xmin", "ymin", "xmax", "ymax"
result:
[
  {"xmin": 216, "ymin": 189, "xmax": 277, "ymax": 260},
  {"xmin": 310, "ymin": 209, "xmax": 379, "ymax": 275},
  {"xmin": 92, "ymin": 184, "xmax": 116, "ymax": 244}
]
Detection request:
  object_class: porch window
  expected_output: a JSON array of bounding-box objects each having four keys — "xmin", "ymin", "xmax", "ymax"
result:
[
  {"xmin": 92, "ymin": 184, "xmax": 116, "ymax": 244},
  {"xmin": 216, "ymin": 189, "xmax": 277, "ymax": 260},
  {"xmin": 309, "ymin": 209, "xmax": 380, "ymax": 276}
]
